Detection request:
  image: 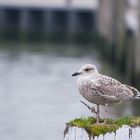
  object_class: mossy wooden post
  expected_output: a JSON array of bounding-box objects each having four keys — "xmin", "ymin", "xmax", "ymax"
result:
[{"xmin": 64, "ymin": 117, "xmax": 140, "ymax": 140}]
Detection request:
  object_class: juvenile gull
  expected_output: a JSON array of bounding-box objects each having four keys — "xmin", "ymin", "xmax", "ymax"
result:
[{"xmin": 72, "ymin": 64, "xmax": 140, "ymax": 124}]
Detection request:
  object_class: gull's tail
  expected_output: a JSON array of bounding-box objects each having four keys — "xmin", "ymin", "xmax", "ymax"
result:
[{"xmin": 124, "ymin": 84, "xmax": 140, "ymax": 100}]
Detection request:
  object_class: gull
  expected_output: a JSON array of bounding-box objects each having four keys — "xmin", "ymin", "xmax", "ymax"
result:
[{"xmin": 72, "ymin": 64, "xmax": 140, "ymax": 124}]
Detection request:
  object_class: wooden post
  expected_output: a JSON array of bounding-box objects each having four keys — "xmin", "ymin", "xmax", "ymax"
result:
[
  {"xmin": 134, "ymin": 0, "xmax": 140, "ymax": 82},
  {"xmin": 122, "ymin": 0, "xmax": 139, "ymax": 85},
  {"xmin": 97, "ymin": 0, "xmax": 126, "ymax": 64},
  {"xmin": 19, "ymin": 9, "xmax": 30, "ymax": 33},
  {"xmin": 43, "ymin": 10, "xmax": 53, "ymax": 33},
  {"xmin": 64, "ymin": 125, "xmax": 140, "ymax": 140},
  {"xmin": 111, "ymin": 0, "xmax": 126, "ymax": 65},
  {"xmin": 97, "ymin": 0, "xmax": 114, "ymax": 42},
  {"xmin": 67, "ymin": 11, "xmax": 77, "ymax": 34},
  {"xmin": 0, "ymin": 9, "xmax": 6, "ymax": 34}
]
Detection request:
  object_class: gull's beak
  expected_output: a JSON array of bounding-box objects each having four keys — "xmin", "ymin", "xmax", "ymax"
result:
[{"xmin": 72, "ymin": 72, "xmax": 80, "ymax": 77}]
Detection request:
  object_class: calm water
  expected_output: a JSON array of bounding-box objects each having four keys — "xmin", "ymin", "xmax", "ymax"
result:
[{"xmin": 0, "ymin": 43, "xmax": 139, "ymax": 140}]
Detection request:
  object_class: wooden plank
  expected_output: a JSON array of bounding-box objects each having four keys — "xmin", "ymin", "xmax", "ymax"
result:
[{"xmin": 64, "ymin": 125, "xmax": 140, "ymax": 140}]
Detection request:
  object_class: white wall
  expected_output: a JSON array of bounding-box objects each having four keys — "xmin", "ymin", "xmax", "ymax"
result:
[{"xmin": 0, "ymin": 0, "xmax": 98, "ymax": 9}]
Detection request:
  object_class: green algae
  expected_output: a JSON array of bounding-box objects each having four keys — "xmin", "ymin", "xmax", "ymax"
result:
[{"xmin": 68, "ymin": 116, "xmax": 140, "ymax": 136}]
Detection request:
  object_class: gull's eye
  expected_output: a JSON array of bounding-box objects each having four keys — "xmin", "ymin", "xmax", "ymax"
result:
[
  {"xmin": 85, "ymin": 68, "xmax": 89, "ymax": 72},
  {"xmin": 85, "ymin": 68, "xmax": 94, "ymax": 72}
]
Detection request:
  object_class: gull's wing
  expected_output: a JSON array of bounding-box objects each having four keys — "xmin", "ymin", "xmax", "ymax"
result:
[
  {"xmin": 91, "ymin": 75, "xmax": 134, "ymax": 102},
  {"xmin": 124, "ymin": 84, "xmax": 140, "ymax": 99}
]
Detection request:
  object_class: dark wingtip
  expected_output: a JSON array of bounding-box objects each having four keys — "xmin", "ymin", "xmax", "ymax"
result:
[{"xmin": 134, "ymin": 92, "xmax": 140, "ymax": 100}]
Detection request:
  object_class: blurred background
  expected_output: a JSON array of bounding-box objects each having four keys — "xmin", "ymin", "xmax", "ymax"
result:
[{"xmin": 0, "ymin": 0, "xmax": 140, "ymax": 140}]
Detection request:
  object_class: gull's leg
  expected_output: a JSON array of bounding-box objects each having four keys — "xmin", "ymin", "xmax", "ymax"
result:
[
  {"xmin": 104, "ymin": 104, "xmax": 108, "ymax": 124},
  {"xmin": 80, "ymin": 100, "xmax": 97, "ymax": 114},
  {"xmin": 96, "ymin": 104, "xmax": 100, "ymax": 124},
  {"xmin": 80, "ymin": 101, "xmax": 100, "ymax": 124}
]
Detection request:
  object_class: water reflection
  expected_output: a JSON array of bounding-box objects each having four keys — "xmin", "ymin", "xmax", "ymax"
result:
[{"xmin": 0, "ymin": 43, "xmax": 139, "ymax": 140}]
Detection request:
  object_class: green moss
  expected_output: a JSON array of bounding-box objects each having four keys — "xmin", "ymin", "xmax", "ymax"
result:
[
  {"xmin": 89, "ymin": 124, "xmax": 118, "ymax": 136},
  {"xmin": 68, "ymin": 116, "xmax": 140, "ymax": 136}
]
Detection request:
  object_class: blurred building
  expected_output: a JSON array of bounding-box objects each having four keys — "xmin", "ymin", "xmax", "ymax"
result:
[
  {"xmin": 0, "ymin": 0, "xmax": 140, "ymax": 85},
  {"xmin": 0, "ymin": 0, "xmax": 98, "ymax": 35}
]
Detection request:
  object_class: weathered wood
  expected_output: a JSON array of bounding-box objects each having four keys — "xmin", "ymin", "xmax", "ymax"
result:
[
  {"xmin": 97, "ymin": 0, "xmax": 114, "ymax": 42},
  {"xmin": 135, "ymin": 0, "xmax": 140, "ymax": 74},
  {"xmin": 64, "ymin": 126, "xmax": 92, "ymax": 140},
  {"xmin": 64, "ymin": 125, "xmax": 140, "ymax": 140}
]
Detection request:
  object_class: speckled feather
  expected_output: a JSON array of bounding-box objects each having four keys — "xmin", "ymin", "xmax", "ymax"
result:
[{"xmin": 76, "ymin": 64, "xmax": 140, "ymax": 106}]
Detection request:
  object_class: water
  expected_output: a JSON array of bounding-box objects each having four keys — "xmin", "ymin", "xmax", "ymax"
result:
[{"xmin": 0, "ymin": 42, "xmax": 139, "ymax": 140}]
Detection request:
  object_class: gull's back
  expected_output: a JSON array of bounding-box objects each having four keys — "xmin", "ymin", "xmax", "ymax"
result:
[{"xmin": 77, "ymin": 73, "xmax": 138, "ymax": 106}]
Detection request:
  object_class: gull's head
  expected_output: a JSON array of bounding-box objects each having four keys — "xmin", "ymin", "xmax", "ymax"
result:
[{"xmin": 72, "ymin": 64, "xmax": 98, "ymax": 77}]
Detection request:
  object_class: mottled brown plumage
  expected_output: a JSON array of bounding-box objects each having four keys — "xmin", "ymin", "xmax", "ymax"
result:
[{"xmin": 72, "ymin": 64, "xmax": 140, "ymax": 124}]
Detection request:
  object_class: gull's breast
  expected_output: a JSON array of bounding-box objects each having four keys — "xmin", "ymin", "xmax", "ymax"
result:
[{"xmin": 77, "ymin": 77, "xmax": 103, "ymax": 104}]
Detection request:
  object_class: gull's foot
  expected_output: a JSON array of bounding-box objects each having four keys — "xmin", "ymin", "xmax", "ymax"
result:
[{"xmin": 90, "ymin": 107, "xmax": 97, "ymax": 114}]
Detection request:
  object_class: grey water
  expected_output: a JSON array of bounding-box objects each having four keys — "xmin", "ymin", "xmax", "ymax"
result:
[{"xmin": 0, "ymin": 42, "xmax": 139, "ymax": 140}]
